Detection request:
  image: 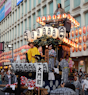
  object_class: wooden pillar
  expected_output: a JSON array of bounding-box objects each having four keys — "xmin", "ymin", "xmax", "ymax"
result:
[{"xmin": 45, "ymin": 49, "xmax": 49, "ymax": 64}]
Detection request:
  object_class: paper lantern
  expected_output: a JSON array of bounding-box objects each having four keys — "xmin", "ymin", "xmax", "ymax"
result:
[
  {"xmin": 72, "ymin": 47, "xmax": 75, "ymax": 52},
  {"xmin": 36, "ymin": 17, "xmax": 41, "ymax": 22},
  {"xmin": 71, "ymin": 38, "xmax": 75, "ymax": 42},
  {"xmin": 52, "ymin": 15, "xmax": 56, "ymax": 20},
  {"xmin": 36, "ymin": 28, "xmax": 43, "ymax": 38},
  {"xmin": 67, "ymin": 14, "xmax": 71, "ymax": 20},
  {"xmin": 42, "ymin": 16, "xmax": 46, "ymax": 21},
  {"xmin": 52, "ymin": 28, "xmax": 59, "ymax": 39},
  {"xmin": 39, "ymin": 21, "xmax": 46, "ymax": 26},
  {"xmin": 83, "ymin": 26, "xmax": 86, "ymax": 34},
  {"xmin": 75, "ymin": 48, "xmax": 78, "ymax": 52},
  {"xmin": 83, "ymin": 44, "xmax": 87, "ymax": 51},
  {"xmin": 87, "ymin": 26, "xmax": 88, "ymax": 32},
  {"xmin": 79, "ymin": 45, "xmax": 82, "ymax": 51},
  {"xmin": 79, "ymin": 28, "xmax": 82, "ymax": 35},
  {"xmin": 75, "ymin": 37, "xmax": 78, "ymax": 44},
  {"xmin": 75, "ymin": 29, "xmax": 78, "ymax": 36},
  {"xmin": 80, "ymin": 60, "xmax": 84, "ymax": 66},
  {"xmin": 62, "ymin": 13, "xmax": 67, "ymax": 18},
  {"xmin": 47, "ymin": 26, "xmax": 53, "ymax": 37},
  {"xmin": 83, "ymin": 35, "xmax": 86, "ymax": 42},
  {"xmin": 47, "ymin": 15, "xmax": 51, "ymax": 20},
  {"xmin": 31, "ymin": 31, "xmax": 37, "ymax": 41},
  {"xmin": 42, "ymin": 26, "xmax": 48, "ymax": 35},
  {"xmin": 87, "ymin": 35, "xmax": 88, "ymax": 40},
  {"xmin": 79, "ymin": 36, "xmax": 82, "ymax": 43},
  {"xmin": 57, "ymin": 14, "xmax": 61, "ymax": 19},
  {"xmin": 27, "ymin": 30, "xmax": 31, "ymax": 42},
  {"xmin": 72, "ymin": 30, "xmax": 74, "ymax": 37}
]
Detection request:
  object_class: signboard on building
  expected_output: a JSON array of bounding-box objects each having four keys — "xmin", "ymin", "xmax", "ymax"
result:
[
  {"xmin": 0, "ymin": 5, "xmax": 5, "ymax": 22},
  {"xmin": 5, "ymin": 0, "xmax": 11, "ymax": 17},
  {"xmin": 0, "ymin": 0, "xmax": 5, "ymax": 7},
  {"xmin": 36, "ymin": 64, "xmax": 43, "ymax": 87},
  {"xmin": 17, "ymin": 0, "xmax": 23, "ymax": 6}
]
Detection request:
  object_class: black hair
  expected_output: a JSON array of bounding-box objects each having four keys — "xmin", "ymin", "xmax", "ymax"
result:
[{"xmin": 57, "ymin": 3, "xmax": 62, "ymax": 9}]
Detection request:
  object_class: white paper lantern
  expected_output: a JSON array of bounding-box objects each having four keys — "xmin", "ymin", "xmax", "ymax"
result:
[
  {"xmin": 23, "ymin": 63, "xmax": 28, "ymax": 72},
  {"xmin": 19, "ymin": 63, "xmax": 24, "ymax": 72},
  {"xmin": 28, "ymin": 31, "xmax": 31, "ymax": 42},
  {"xmin": 42, "ymin": 26, "xmax": 48, "ymax": 36},
  {"xmin": 31, "ymin": 31, "xmax": 37, "ymax": 41},
  {"xmin": 58, "ymin": 26, "xmax": 66, "ymax": 40},
  {"xmin": 15, "ymin": 63, "xmax": 19, "ymax": 72},
  {"xmin": 47, "ymin": 27, "xmax": 53, "ymax": 37},
  {"xmin": 52, "ymin": 28, "xmax": 59, "ymax": 39},
  {"xmin": 24, "ymin": 30, "xmax": 30, "ymax": 41},
  {"xmin": 36, "ymin": 28, "xmax": 43, "ymax": 38},
  {"xmin": 28, "ymin": 63, "xmax": 33, "ymax": 72},
  {"xmin": 43, "ymin": 63, "xmax": 48, "ymax": 72}
]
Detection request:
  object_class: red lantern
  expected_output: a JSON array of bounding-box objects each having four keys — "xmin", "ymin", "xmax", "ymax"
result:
[
  {"xmin": 75, "ymin": 38, "xmax": 78, "ymax": 44},
  {"xmin": 83, "ymin": 26, "xmax": 86, "ymax": 34},
  {"xmin": 83, "ymin": 44, "xmax": 87, "ymax": 51},
  {"xmin": 87, "ymin": 35, "xmax": 88, "ymax": 40},
  {"xmin": 36, "ymin": 17, "xmax": 41, "ymax": 23},
  {"xmin": 75, "ymin": 29, "xmax": 78, "ymax": 36},
  {"xmin": 42, "ymin": 16, "xmax": 46, "ymax": 21},
  {"xmin": 72, "ymin": 47, "xmax": 75, "ymax": 52},
  {"xmin": 67, "ymin": 14, "xmax": 71, "ymax": 20},
  {"xmin": 63, "ymin": 13, "xmax": 67, "ymax": 18},
  {"xmin": 79, "ymin": 45, "xmax": 82, "ymax": 51},
  {"xmin": 87, "ymin": 26, "xmax": 88, "ymax": 32},
  {"xmin": 57, "ymin": 14, "xmax": 61, "ymax": 19},
  {"xmin": 79, "ymin": 28, "xmax": 82, "ymax": 35},
  {"xmin": 83, "ymin": 35, "xmax": 86, "ymax": 42},
  {"xmin": 47, "ymin": 15, "xmax": 51, "ymax": 20},
  {"xmin": 75, "ymin": 48, "xmax": 78, "ymax": 52},
  {"xmin": 79, "ymin": 36, "xmax": 82, "ymax": 43},
  {"xmin": 72, "ymin": 30, "xmax": 74, "ymax": 37},
  {"xmin": 71, "ymin": 38, "xmax": 75, "ymax": 42},
  {"xmin": 52, "ymin": 15, "xmax": 56, "ymax": 20}
]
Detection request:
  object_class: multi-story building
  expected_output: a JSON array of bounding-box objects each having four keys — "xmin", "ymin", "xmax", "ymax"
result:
[{"xmin": 0, "ymin": 0, "xmax": 88, "ymax": 72}]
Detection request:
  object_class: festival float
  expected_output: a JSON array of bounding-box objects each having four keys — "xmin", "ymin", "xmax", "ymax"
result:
[{"xmin": 0, "ymin": 4, "xmax": 80, "ymax": 95}]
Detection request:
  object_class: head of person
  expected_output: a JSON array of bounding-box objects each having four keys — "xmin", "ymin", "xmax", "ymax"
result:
[
  {"xmin": 66, "ymin": 54, "xmax": 69, "ymax": 59},
  {"xmin": 48, "ymin": 44, "xmax": 52, "ymax": 50},
  {"xmin": 60, "ymin": 57, "xmax": 63, "ymax": 61},
  {"xmin": 57, "ymin": 3, "xmax": 62, "ymax": 8},
  {"xmin": 38, "ymin": 46, "xmax": 42, "ymax": 53},
  {"xmin": 28, "ymin": 42, "xmax": 34, "ymax": 48},
  {"xmin": 74, "ymin": 76, "xmax": 77, "ymax": 81}
]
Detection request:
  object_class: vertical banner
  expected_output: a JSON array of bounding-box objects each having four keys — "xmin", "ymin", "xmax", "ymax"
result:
[
  {"xmin": 0, "ymin": 43, "xmax": 3, "ymax": 66},
  {"xmin": 36, "ymin": 64, "xmax": 43, "ymax": 87},
  {"xmin": 5, "ymin": 0, "xmax": 11, "ymax": 17}
]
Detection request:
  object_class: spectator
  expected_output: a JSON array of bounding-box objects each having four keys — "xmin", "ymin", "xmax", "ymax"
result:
[{"xmin": 0, "ymin": 72, "xmax": 2, "ymax": 84}]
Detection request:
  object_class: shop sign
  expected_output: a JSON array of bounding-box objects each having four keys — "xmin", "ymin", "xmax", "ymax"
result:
[{"xmin": 36, "ymin": 64, "xmax": 43, "ymax": 87}]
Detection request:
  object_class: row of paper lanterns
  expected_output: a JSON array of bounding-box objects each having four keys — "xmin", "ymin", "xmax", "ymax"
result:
[
  {"xmin": 36, "ymin": 14, "xmax": 80, "ymax": 27},
  {"xmin": 71, "ymin": 26, "xmax": 88, "ymax": 37},
  {"xmin": 72, "ymin": 44, "xmax": 87, "ymax": 52}
]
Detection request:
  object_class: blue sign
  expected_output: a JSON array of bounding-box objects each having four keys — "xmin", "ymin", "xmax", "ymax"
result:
[
  {"xmin": 17, "ymin": 0, "xmax": 23, "ymax": 6},
  {"xmin": 0, "ymin": 5, "xmax": 5, "ymax": 22}
]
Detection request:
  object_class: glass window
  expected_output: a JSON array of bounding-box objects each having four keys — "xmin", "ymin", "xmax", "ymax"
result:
[
  {"xmin": 38, "ymin": 10, "xmax": 41, "ymax": 27},
  {"xmin": 19, "ymin": 7, "xmax": 20, "ymax": 19},
  {"xmin": 25, "ymin": 1, "xmax": 27, "ymax": 14},
  {"xmin": 25, "ymin": 19, "xmax": 27, "ymax": 30},
  {"xmin": 29, "ymin": 0, "xmax": 31, "ymax": 11},
  {"xmin": 21, "ymin": 41, "xmax": 23, "ymax": 46},
  {"xmin": 13, "ymin": 12, "xmax": 14, "ymax": 23},
  {"xmin": 49, "ymin": 1, "xmax": 53, "ymax": 16},
  {"xmin": 74, "ymin": 0, "xmax": 80, "ymax": 8},
  {"xmin": 33, "ymin": 13, "xmax": 36, "ymax": 29},
  {"xmin": 85, "ymin": 12, "xmax": 88, "ymax": 25},
  {"xmin": 43, "ymin": 6, "xmax": 47, "ymax": 16},
  {"xmin": 38, "ymin": 0, "xmax": 41, "ymax": 4},
  {"xmin": 33, "ymin": 0, "xmax": 36, "ymax": 8},
  {"xmin": 16, "ymin": 10, "xmax": 17, "ymax": 21},
  {"xmin": 22, "ymin": 4, "xmax": 23, "ymax": 16},
  {"xmin": 21, "ymin": 22, "xmax": 23, "ymax": 35},
  {"xmin": 85, "ymin": 0, "xmax": 88, "ymax": 2},
  {"xmin": 29, "ymin": 17, "xmax": 31, "ymax": 30},
  {"xmin": 56, "ymin": 0, "xmax": 61, "ymax": 4},
  {"xmin": 18, "ymin": 24, "xmax": 20, "ymax": 37},
  {"xmin": 64, "ymin": 0, "xmax": 70, "ymax": 12}
]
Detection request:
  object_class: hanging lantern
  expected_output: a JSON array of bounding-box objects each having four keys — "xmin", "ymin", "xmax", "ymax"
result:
[
  {"xmin": 72, "ymin": 47, "xmax": 75, "ymax": 52},
  {"xmin": 83, "ymin": 35, "xmax": 86, "ymax": 42},
  {"xmin": 79, "ymin": 36, "xmax": 82, "ymax": 43},
  {"xmin": 42, "ymin": 16, "xmax": 46, "ymax": 21},
  {"xmin": 36, "ymin": 17, "xmax": 41, "ymax": 23},
  {"xmin": 72, "ymin": 30, "xmax": 74, "ymax": 37},
  {"xmin": 75, "ymin": 29, "xmax": 78, "ymax": 36},
  {"xmin": 75, "ymin": 37, "xmax": 78, "ymax": 44},
  {"xmin": 83, "ymin": 44, "xmax": 87, "ymax": 51},
  {"xmin": 79, "ymin": 45, "xmax": 82, "ymax": 51},
  {"xmin": 47, "ymin": 26, "xmax": 53, "ymax": 37},
  {"xmin": 75, "ymin": 48, "xmax": 78, "ymax": 52},
  {"xmin": 52, "ymin": 15, "xmax": 56, "ymax": 20},
  {"xmin": 42, "ymin": 26, "xmax": 48, "ymax": 35},
  {"xmin": 83, "ymin": 26, "xmax": 86, "ymax": 34},
  {"xmin": 52, "ymin": 28, "xmax": 58, "ymax": 39},
  {"xmin": 31, "ymin": 31, "xmax": 37, "ymax": 41},
  {"xmin": 69, "ymin": 33, "xmax": 70, "ymax": 38},
  {"xmin": 36, "ymin": 28, "xmax": 43, "ymax": 38},
  {"xmin": 47, "ymin": 15, "xmax": 51, "ymax": 20},
  {"xmin": 62, "ymin": 13, "xmax": 67, "ymax": 18},
  {"xmin": 87, "ymin": 26, "xmax": 88, "ymax": 32},
  {"xmin": 67, "ymin": 14, "xmax": 71, "ymax": 20},
  {"xmin": 57, "ymin": 14, "xmax": 61, "ymax": 19},
  {"xmin": 79, "ymin": 28, "xmax": 82, "ymax": 35},
  {"xmin": 87, "ymin": 34, "xmax": 88, "ymax": 40}
]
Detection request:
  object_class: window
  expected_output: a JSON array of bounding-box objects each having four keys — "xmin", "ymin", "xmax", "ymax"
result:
[
  {"xmin": 19, "ymin": 7, "xmax": 20, "ymax": 19},
  {"xmin": 8, "ymin": 31, "xmax": 9, "ymax": 41},
  {"xmin": 13, "ymin": 28, "xmax": 14, "ymax": 40},
  {"xmin": 43, "ymin": 6, "xmax": 47, "ymax": 16},
  {"xmin": 25, "ymin": 1, "xmax": 27, "ymax": 14},
  {"xmin": 15, "ymin": 26, "xmax": 17, "ymax": 38},
  {"xmin": 85, "ymin": 12, "xmax": 88, "ymax": 25},
  {"xmin": 18, "ymin": 24, "xmax": 20, "ymax": 37},
  {"xmin": 38, "ymin": 10, "xmax": 41, "ymax": 27},
  {"xmin": 18, "ymin": 42, "xmax": 19, "ymax": 48},
  {"xmin": 74, "ymin": 0, "xmax": 80, "ymax": 8},
  {"xmin": 56, "ymin": 0, "xmax": 61, "ymax": 4},
  {"xmin": 13, "ymin": 12, "xmax": 14, "ymax": 23},
  {"xmin": 29, "ymin": 17, "xmax": 31, "ymax": 30},
  {"xmin": 25, "ymin": 19, "xmax": 27, "ymax": 30},
  {"xmin": 38, "ymin": 0, "xmax": 41, "ymax": 4},
  {"xmin": 16, "ymin": 10, "xmax": 17, "ymax": 21},
  {"xmin": 33, "ymin": 13, "xmax": 36, "ymax": 29},
  {"xmin": 33, "ymin": 0, "xmax": 36, "ymax": 8},
  {"xmin": 64, "ymin": 0, "xmax": 70, "ymax": 12},
  {"xmin": 49, "ymin": 1, "xmax": 53, "ymax": 16},
  {"xmin": 29, "ymin": 0, "xmax": 31, "ymax": 11},
  {"xmin": 22, "ymin": 4, "xmax": 23, "ymax": 16},
  {"xmin": 21, "ymin": 22, "xmax": 23, "ymax": 35},
  {"xmin": 85, "ymin": 0, "xmax": 88, "ymax": 2}
]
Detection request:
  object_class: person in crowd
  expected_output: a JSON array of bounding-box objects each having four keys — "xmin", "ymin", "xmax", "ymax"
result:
[
  {"xmin": 48, "ymin": 44, "xmax": 58, "ymax": 71},
  {"xmin": 27, "ymin": 42, "xmax": 40, "ymax": 63},
  {"xmin": 60, "ymin": 57, "xmax": 69, "ymax": 84},
  {"xmin": 73, "ymin": 76, "xmax": 82, "ymax": 95},
  {"xmin": 79, "ymin": 69, "xmax": 83, "ymax": 83},
  {"xmin": 83, "ymin": 75, "xmax": 88, "ymax": 95},
  {"xmin": 0, "ymin": 72, "xmax": 2, "ymax": 84}
]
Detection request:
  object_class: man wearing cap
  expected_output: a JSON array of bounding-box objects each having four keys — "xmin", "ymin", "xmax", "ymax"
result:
[{"xmin": 27, "ymin": 42, "xmax": 40, "ymax": 63}]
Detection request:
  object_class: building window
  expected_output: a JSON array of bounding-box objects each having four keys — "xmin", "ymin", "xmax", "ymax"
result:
[
  {"xmin": 13, "ymin": 12, "xmax": 14, "ymax": 23},
  {"xmin": 85, "ymin": 0, "xmax": 88, "ymax": 2},
  {"xmin": 29, "ymin": 17, "xmax": 31, "ymax": 30},
  {"xmin": 21, "ymin": 41, "xmax": 23, "ymax": 46},
  {"xmin": 21, "ymin": 22, "xmax": 23, "ymax": 35},
  {"xmin": 29, "ymin": 0, "xmax": 31, "ymax": 11},
  {"xmin": 38, "ymin": 0, "xmax": 41, "ymax": 4},
  {"xmin": 85, "ymin": 12, "xmax": 88, "ymax": 25},
  {"xmin": 64, "ymin": 0, "xmax": 70, "ymax": 12},
  {"xmin": 49, "ymin": 1, "xmax": 53, "ymax": 16},
  {"xmin": 25, "ymin": 1, "xmax": 27, "ymax": 14},
  {"xmin": 33, "ymin": 13, "xmax": 36, "ymax": 29},
  {"xmin": 43, "ymin": 6, "xmax": 47, "ymax": 16},
  {"xmin": 74, "ymin": 0, "xmax": 80, "ymax": 8},
  {"xmin": 38, "ymin": 10, "xmax": 41, "ymax": 27},
  {"xmin": 25, "ymin": 19, "xmax": 27, "ymax": 30},
  {"xmin": 22, "ymin": 4, "xmax": 23, "ymax": 17},
  {"xmin": 13, "ymin": 28, "xmax": 14, "ymax": 40},
  {"xmin": 33, "ymin": 0, "xmax": 36, "ymax": 8},
  {"xmin": 56, "ymin": 0, "xmax": 61, "ymax": 5},
  {"xmin": 16, "ymin": 10, "xmax": 17, "ymax": 21},
  {"xmin": 19, "ymin": 7, "xmax": 20, "ymax": 19},
  {"xmin": 18, "ymin": 24, "xmax": 20, "ymax": 37}
]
